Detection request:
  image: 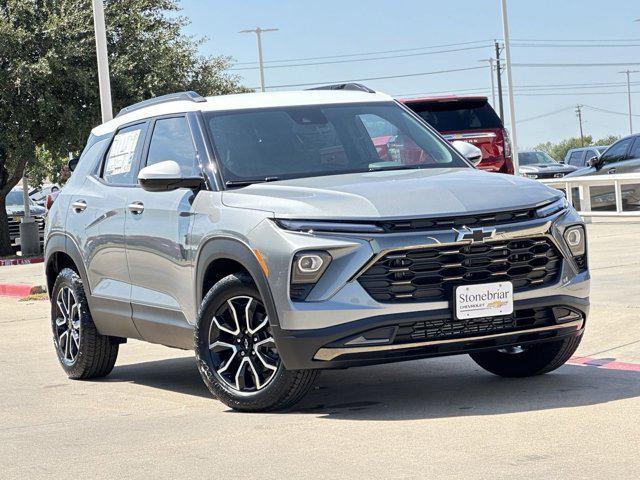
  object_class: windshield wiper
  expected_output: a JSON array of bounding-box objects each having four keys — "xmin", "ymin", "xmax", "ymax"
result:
[
  {"xmin": 368, "ymin": 164, "xmax": 430, "ymax": 172},
  {"xmin": 225, "ymin": 176, "xmax": 280, "ymax": 188}
]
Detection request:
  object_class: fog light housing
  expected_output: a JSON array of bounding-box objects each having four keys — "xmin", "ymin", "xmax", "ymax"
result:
[
  {"xmin": 290, "ymin": 251, "xmax": 332, "ymax": 301},
  {"xmin": 563, "ymin": 225, "xmax": 587, "ymax": 270}
]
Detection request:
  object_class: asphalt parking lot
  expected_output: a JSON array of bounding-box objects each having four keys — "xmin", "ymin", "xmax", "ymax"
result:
[{"xmin": 1, "ymin": 223, "xmax": 639, "ymax": 479}]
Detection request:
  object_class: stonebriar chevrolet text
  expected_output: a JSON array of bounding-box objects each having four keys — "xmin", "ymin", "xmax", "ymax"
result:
[{"xmin": 45, "ymin": 85, "xmax": 589, "ymax": 411}]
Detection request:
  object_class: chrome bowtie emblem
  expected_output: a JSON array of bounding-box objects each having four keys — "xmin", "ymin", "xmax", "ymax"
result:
[{"xmin": 455, "ymin": 226, "xmax": 496, "ymax": 243}]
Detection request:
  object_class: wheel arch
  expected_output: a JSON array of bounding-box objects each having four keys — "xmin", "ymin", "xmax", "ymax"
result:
[
  {"xmin": 195, "ymin": 237, "xmax": 280, "ymax": 328},
  {"xmin": 45, "ymin": 234, "xmax": 90, "ymax": 296}
]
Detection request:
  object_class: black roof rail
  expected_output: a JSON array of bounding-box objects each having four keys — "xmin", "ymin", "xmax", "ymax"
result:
[
  {"xmin": 307, "ymin": 83, "xmax": 375, "ymax": 94},
  {"xmin": 116, "ymin": 91, "xmax": 207, "ymax": 118}
]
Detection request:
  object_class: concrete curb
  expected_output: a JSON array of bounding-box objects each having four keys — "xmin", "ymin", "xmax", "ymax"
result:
[
  {"xmin": 0, "ymin": 256, "xmax": 44, "ymax": 267},
  {"xmin": 0, "ymin": 284, "xmax": 46, "ymax": 298}
]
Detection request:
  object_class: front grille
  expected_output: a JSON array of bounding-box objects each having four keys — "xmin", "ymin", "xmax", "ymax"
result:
[
  {"xmin": 393, "ymin": 307, "xmax": 555, "ymax": 344},
  {"xmin": 8, "ymin": 216, "xmax": 45, "ymax": 242},
  {"xmin": 358, "ymin": 237, "xmax": 563, "ymax": 303},
  {"xmin": 378, "ymin": 208, "xmax": 536, "ymax": 233}
]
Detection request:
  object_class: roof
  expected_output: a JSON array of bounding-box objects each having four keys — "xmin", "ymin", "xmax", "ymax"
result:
[
  {"xmin": 398, "ymin": 95, "xmax": 489, "ymax": 104},
  {"xmin": 92, "ymin": 90, "xmax": 394, "ymax": 137}
]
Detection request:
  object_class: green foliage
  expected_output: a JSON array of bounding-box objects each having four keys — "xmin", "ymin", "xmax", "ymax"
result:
[
  {"xmin": 0, "ymin": 0, "xmax": 248, "ymax": 252},
  {"xmin": 532, "ymin": 135, "xmax": 619, "ymax": 163}
]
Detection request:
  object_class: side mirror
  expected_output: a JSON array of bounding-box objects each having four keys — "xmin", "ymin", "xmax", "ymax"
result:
[
  {"xmin": 587, "ymin": 156, "xmax": 601, "ymax": 168},
  {"xmin": 452, "ymin": 140, "xmax": 483, "ymax": 166},
  {"xmin": 138, "ymin": 160, "xmax": 204, "ymax": 192},
  {"xmin": 68, "ymin": 156, "xmax": 79, "ymax": 172}
]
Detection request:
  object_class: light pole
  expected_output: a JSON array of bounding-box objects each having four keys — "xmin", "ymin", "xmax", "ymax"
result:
[
  {"xmin": 239, "ymin": 27, "xmax": 279, "ymax": 92},
  {"xmin": 91, "ymin": 0, "xmax": 113, "ymax": 122},
  {"xmin": 619, "ymin": 69, "xmax": 639, "ymax": 134},
  {"xmin": 479, "ymin": 58, "xmax": 496, "ymax": 106},
  {"xmin": 500, "ymin": 0, "xmax": 520, "ymax": 175}
]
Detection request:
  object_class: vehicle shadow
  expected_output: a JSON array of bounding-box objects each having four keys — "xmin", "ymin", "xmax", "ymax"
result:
[
  {"xmin": 104, "ymin": 356, "xmax": 211, "ymax": 399},
  {"xmin": 101, "ymin": 355, "xmax": 640, "ymax": 420},
  {"xmin": 292, "ymin": 356, "xmax": 640, "ymax": 420}
]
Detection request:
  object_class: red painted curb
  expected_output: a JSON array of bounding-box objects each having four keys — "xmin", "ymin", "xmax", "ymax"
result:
[
  {"xmin": 0, "ymin": 284, "xmax": 36, "ymax": 297},
  {"xmin": 0, "ymin": 256, "xmax": 44, "ymax": 267},
  {"xmin": 568, "ymin": 356, "xmax": 640, "ymax": 372}
]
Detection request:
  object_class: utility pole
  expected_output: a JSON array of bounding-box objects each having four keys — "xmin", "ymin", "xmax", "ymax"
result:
[
  {"xmin": 479, "ymin": 58, "xmax": 496, "ymax": 106},
  {"xmin": 494, "ymin": 40, "xmax": 504, "ymax": 122},
  {"xmin": 575, "ymin": 105, "xmax": 585, "ymax": 146},
  {"xmin": 500, "ymin": 0, "xmax": 520, "ymax": 175},
  {"xmin": 91, "ymin": 0, "xmax": 113, "ymax": 122},
  {"xmin": 619, "ymin": 69, "xmax": 639, "ymax": 134},
  {"xmin": 240, "ymin": 27, "xmax": 279, "ymax": 92}
]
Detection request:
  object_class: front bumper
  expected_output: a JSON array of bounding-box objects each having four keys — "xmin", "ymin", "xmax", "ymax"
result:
[
  {"xmin": 273, "ymin": 295, "xmax": 588, "ymax": 369},
  {"xmin": 248, "ymin": 206, "xmax": 590, "ymax": 370}
]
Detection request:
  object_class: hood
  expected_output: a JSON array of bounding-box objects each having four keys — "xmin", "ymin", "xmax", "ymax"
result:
[
  {"xmin": 221, "ymin": 168, "xmax": 561, "ymax": 220},
  {"xmin": 519, "ymin": 164, "xmax": 577, "ymax": 174},
  {"xmin": 565, "ymin": 166, "xmax": 595, "ymax": 178},
  {"xmin": 5, "ymin": 204, "xmax": 46, "ymax": 216}
]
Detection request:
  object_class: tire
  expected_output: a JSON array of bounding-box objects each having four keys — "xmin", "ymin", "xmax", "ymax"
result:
[
  {"xmin": 195, "ymin": 273, "xmax": 318, "ymax": 412},
  {"xmin": 470, "ymin": 335, "xmax": 582, "ymax": 378},
  {"xmin": 50, "ymin": 268, "xmax": 119, "ymax": 379}
]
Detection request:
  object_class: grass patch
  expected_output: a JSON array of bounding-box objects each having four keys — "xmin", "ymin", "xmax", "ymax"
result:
[{"xmin": 19, "ymin": 292, "xmax": 49, "ymax": 302}]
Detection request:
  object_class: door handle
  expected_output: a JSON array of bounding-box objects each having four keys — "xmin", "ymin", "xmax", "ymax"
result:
[
  {"xmin": 607, "ymin": 168, "xmax": 616, "ymax": 174},
  {"xmin": 71, "ymin": 200, "xmax": 87, "ymax": 212},
  {"xmin": 127, "ymin": 201, "xmax": 145, "ymax": 215}
]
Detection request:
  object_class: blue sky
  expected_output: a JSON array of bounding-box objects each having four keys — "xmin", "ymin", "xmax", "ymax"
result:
[{"xmin": 180, "ymin": 0, "xmax": 640, "ymax": 149}]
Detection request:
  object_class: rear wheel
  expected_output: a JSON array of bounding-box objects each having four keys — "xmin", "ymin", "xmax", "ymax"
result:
[
  {"xmin": 50, "ymin": 268, "xmax": 119, "ymax": 379},
  {"xmin": 195, "ymin": 273, "xmax": 318, "ymax": 411},
  {"xmin": 470, "ymin": 335, "xmax": 582, "ymax": 378}
]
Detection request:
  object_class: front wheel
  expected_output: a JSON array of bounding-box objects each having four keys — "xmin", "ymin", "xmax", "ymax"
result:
[
  {"xmin": 470, "ymin": 335, "xmax": 582, "ymax": 378},
  {"xmin": 195, "ymin": 273, "xmax": 318, "ymax": 412}
]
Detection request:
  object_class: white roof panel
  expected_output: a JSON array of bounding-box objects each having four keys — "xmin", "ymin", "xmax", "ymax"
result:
[{"xmin": 92, "ymin": 90, "xmax": 394, "ymax": 136}]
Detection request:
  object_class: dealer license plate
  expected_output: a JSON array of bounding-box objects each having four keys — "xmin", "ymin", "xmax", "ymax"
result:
[{"xmin": 455, "ymin": 282, "xmax": 513, "ymax": 320}]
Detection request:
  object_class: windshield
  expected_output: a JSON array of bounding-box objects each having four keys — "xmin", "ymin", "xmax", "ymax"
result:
[
  {"xmin": 519, "ymin": 151, "xmax": 559, "ymax": 166},
  {"xmin": 6, "ymin": 191, "xmax": 25, "ymax": 206},
  {"xmin": 406, "ymin": 99, "xmax": 502, "ymax": 132},
  {"xmin": 205, "ymin": 102, "xmax": 467, "ymax": 185}
]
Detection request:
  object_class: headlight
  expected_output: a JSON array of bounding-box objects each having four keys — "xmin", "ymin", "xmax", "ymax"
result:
[
  {"xmin": 290, "ymin": 251, "xmax": 332, "ymax": 301},
  {"xmin": 563, "ymin": 225, "xmax": 587, "ymax": 270},
  {"xmin": 276, "ymin": 219, "xmax": 385, "ymax": 234},
  {"xmin": 536, "ymin": 197, "xmax": 568, "ymax": 218},
  {"xmin": 523, "ymin": 173, "xmax": 538, "ymax": 179}
]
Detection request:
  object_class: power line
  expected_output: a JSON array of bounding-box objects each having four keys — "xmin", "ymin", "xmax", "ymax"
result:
[
  {"xmin": 262, "ymin": 65, "xmax": 489, "ymax": 89},
  {"xmin": 229, "ymin": 45, "xmax": 488, "ymax": 71},
  {"xmin": 233, "ymin": 39, "xmax": 492, "ymax": 66},
  {"xmin": 513, "ymin": 43, "xmax": 640, "ymax": 48},
  {"xmin": 517, "ymin": 106, "xmax": 575, "ymax": 124},
  {"xmin": 582, "ymin": 104, "xmax": 640, "ymax": 117},
  {"xmin": 514, "ymin": 62, "xmax": 640, "ymax": 67}
]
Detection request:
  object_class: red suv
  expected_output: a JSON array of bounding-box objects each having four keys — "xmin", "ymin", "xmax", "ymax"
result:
[{"xmin": 399, "ymin": 96, "xmax": 514, "ymax": 174}]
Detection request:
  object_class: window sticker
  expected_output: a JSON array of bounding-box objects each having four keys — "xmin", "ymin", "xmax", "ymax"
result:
[{"xmin": 105, "ymin": 129, "xmax": 141, "ymax": 176}]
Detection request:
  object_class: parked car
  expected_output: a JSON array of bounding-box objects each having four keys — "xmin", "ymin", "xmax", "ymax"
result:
[
  {"xmin": 518, "ymin": 151, "xmax": 577, "ymax": 179},
  {"xmin": 45, "ymin": 87, "xmax": 588, "ymax": 412},
  {"xmin": 30, "ymin": 183, "xmax": 60, "ymax": 206},
  {"xmin": 565, "ymin": 134, "xmax": 640, "ymax": 210},
  {"xmin": 399, "ymin": 95, "xmax": 514, "ymax": 174},
  {"xmin": 564, "ymin": 146, "xmax": 608, "ymax": 169},
  {"xmin": 5, "ymin": 188, "xmax": 46, "ymax": 249}
]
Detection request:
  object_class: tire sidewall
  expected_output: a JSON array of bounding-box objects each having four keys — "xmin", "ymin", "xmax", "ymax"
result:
[
  {"xmin": 195, "ymin": 274, "xmax": 297, "ymax": 410},
  {"xmin": 50, "ymin": 268, "xmax": 93, "ymax": 378}
]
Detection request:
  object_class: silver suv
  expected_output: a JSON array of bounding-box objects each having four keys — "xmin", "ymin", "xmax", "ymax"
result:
[{"xmin": 45, "ymin": 86, "xmax": 589, "ymax": 411}]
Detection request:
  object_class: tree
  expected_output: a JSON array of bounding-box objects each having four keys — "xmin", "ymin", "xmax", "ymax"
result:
[
  {"xmin": 532, "ymin": 135, "xmax": 620, "ymax": 164},
  {"xmin": 0, "ymin": 0, "xmax": 248, "ymax": 255}
]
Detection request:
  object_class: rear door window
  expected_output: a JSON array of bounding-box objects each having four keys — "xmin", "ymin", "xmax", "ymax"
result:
[
  {"xmin": 102, "ymin": 123, "xmax": 147, "ymax": 185},
  {"xmin": 408, "ymin": 99, "xmax": 502, "ymax": 132},
  {"xmin": 629, "ymin": 137, "xmax": 640, "ymax": 159}
]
